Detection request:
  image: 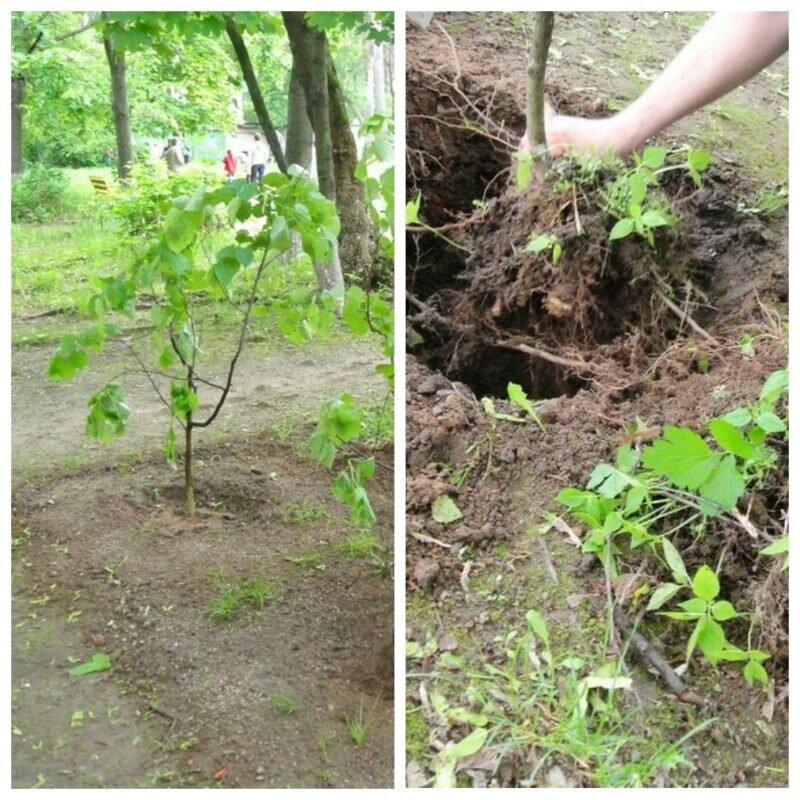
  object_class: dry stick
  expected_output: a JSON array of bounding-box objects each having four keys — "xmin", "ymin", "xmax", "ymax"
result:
[
  {"xmin": 495, "ymin": 339, "xmax": 596, "ymax": 373},
  {"xmin": 649, "ymin": 266, "xmax": 719, "ymax": 345},
  {"xmin": 614, "ymin": 607, "xmax": 705, "ymax": 707}
]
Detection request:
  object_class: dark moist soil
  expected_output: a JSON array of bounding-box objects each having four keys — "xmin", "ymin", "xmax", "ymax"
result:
[
  {"xmin": 12, "ymin": 336, "xmax": 393, "ymax": 789},
  {"xmin": 406, "ymin": 12, "xmax": 788, "ymax": 789}
]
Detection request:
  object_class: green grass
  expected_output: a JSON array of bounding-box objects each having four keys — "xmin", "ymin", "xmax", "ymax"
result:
[
  {"xmin": 285, "ymin": 548, "xmax": 325, "ymax": 574},
  {"xmin": 272, "ymin": 692, "xmax": 298, "ymax": 714},
  {"xmin": 208, "ymin": 570, "xmax": 280, "ymax": 621},
  {"xmin": 344, "ymin": 701, "xmax": 368, "ymax": 748},
  {"xmin": 280, "ymin": 500, "xmax": 329, "ymax": 524}
]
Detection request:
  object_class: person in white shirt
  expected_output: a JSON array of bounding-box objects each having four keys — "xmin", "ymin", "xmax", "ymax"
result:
[{"xmin": 250, "ymin": 134, "xmax": 269, "ymax": 183}]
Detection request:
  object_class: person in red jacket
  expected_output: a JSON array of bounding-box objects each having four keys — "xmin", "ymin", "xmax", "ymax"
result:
[{"xmin": 223, "ymin": 149, "xmax": 237, "ymax": 180}]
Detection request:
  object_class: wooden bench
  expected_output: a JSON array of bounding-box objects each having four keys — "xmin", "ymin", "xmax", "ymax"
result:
[{"xmin": 89, "ymin": 175, "xmax": 115, "ymax": 195}]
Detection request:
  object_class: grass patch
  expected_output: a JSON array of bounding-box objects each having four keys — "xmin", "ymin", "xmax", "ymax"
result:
[{"xmin": 208, "ymin": 570, "xmax": 280, "ymax": 621}]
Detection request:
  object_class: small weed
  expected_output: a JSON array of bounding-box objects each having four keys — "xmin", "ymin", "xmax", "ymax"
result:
[
  {"xmin": 312, "ymin": 768, "xmax": 338, "ymax": 787},
  {"xmin": 281, "ymin": 500, "xmax": 329, "ymax": 524},
  {"xmin": 273, "ymin": 692, "xmax": 298, "ymax": 714},
  {"xmin": 286, "ymin": 548, "xmax": 325, "ymax": 574},
  {"xmin": 345, "ymin": 701, "xmax": 368, "ymax": 747},
  {"xmin": 336, "ymin": 528, "xmax": 379, "ymax": 559},
  {"xmin": 208, "ymin": 570, "xmax": 280, "ymax": 621},
  {"xmin": 317, "ymin": 730, "xmax": 336, "ymax": 763}
]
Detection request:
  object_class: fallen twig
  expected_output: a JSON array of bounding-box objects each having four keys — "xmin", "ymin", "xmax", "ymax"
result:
[
  {"xmin": 410, "ymin": 531, "xmax": 452, "ymax": 549},
  {"xmin": 614, "ymin": 607, "xmax": 704, "ymax": 707}
]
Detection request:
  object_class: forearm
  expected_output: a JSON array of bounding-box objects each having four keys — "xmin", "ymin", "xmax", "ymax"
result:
[{"xmin": 615, "ymin": 12, "xmax": 788, "ymax": 153}]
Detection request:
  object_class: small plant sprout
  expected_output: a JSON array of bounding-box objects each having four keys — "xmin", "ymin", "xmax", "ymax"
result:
[
  {"xmin": 208, "ymin": 571, "xmax": 278, "ymax": 621},
  {"xmin": 345, "ymin": 700, "xmax": 368, "ymax": 747},
  {"xmin": 525, "ymin": 232, "xmax": 563, "ymax": 264},
  {"xmin": 317, "ymin": 730, "xmax": 336, "ymax": 763},
  {"xmin": 273, "ymin": 692, "xmax": 298, "ymax": 714}
]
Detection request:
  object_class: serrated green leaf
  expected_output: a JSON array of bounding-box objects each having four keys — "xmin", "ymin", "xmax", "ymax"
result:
[
  {"xmin": 405, "ymin": 193, "xmax": 422, "ymax": 225},
  {"xmin": 507, "ymin": 383, "xmax": 545, "ymax": 430},
  {"xmin": 587, "ymin": 463, "xmax": 635, "ymax": 499},
  {"xmin": 641, "ymin": 426, "xmax": 720, "ymax": 490},
  {"xmin": 432, "ymin": 495, "xmax": 463, "ymax": 524},
  {"xmin": 708, "ymin": 418, "xmax": 755, "ymax": 459},
  {"xmin": 691, "ymin": 565, "xmax": 720, "ymax": 602},
  {"xmin": 699, "ymin": 455, "xmax": 745, "ymax": 511},
  {"xmin": 86, "ymin": 382, "xmax": 129, "ymax": 443}
]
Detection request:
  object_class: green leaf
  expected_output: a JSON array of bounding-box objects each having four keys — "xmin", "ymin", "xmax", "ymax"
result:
[
  {"xmin": 516, "ymin": 154, "xmax": 532, "ymax": 190},
  {"xmin": 624, "ymin": 486, "xmax": 647, "ymax": 515},
  {"xmin": 687, "ymin": 149, "xmax": 712, "ymax": 173},
  {"xmin": 641, "ymin": 147, "xmax": 668, "ymax": 169},
  {"xmin": 691, "ymin": 565, "xmax": 720, "ymax": 602},
  {"xmin": 270, "ymin": 215, "xmax": 291, "ymax": 251},
  {"xmin": 755, "ymin": 411, "xmax": 786, "ymax": 433},
  {"xmin": 164, "ymin": 208, "xmax": 203, "ymax": 253},
  {"xmin": 629, "ymin": 173, "xmax": 647, "ymax": 205},
  {"xmin": 432, "ymin": 495, "xmax": 463, "ymax": 524},
  {"xmin": 708, "ymin": 418, "xmax": 755, "ymax": 459},
  {"xmin": 640, "ymin": 209, "xmax": 670, "ymax": 228},
  {"xmin": 525, "ymin": 609, "xmax": 550, "ymax": 645},
  {"xmin": 158, "ymin": 347, "xmax": 176, "ymax": 370},
  {"xmin": 49, "ymin": 346, "xmax": 89, "ymax": 381},
  {"xmin": 405, "ymin": 192, "xmax": 422, "ymax": 224},
  {"xmin": 699, "ymin": 455, "xmax": 745, "ymax": 511},
  {"xmin": 481, "ymin": 397, "xmax": 525, "ymax": 423},
  {"xmin": 641, "ymin": 426, "xmax": 720, "ymax": 490},
  {"xmin": 760, "ymin": 536, "xmax": 788, "ymax": 557},
  {"xmin": 439, "ymin": 727, "xmax": 489, "ymax": 763},
  {"xmin": 587, "ymin": 463, "xmax": 635, "ymax": 499},
  {"xmin": 760, "ymin": 368, "xmax": 788, "ymax": 403},
  {"xmin": 678, "ymin": 597, "xmax": 708, "ymax": 615},
  {"xmin": 507, "ymin": 383, "xmax": 545, "ymax": 430},
  {"xmin": 743, "ymin": 660, "xmax": 769, "ymax": 687},
  {"xmin": 526, "ymin": 234, "xmax": 556, "ymax": 253},
  {"xmin": 217, "ymin": 245, "xmax": 254, "ymax": 266},
  {"xmin": 646, "ymin": 582, "xmax": 683, "ymax": 611},
  {"xmin": 165, "ymin": 426, "xmax": 177, "ymax": 469},
  {"xmin": 213, "ymin": 258, "xmax": 240, "ymax": 287},
  {"xmin": 68, "ymin": 652, "xmax": 112, "ymax": 676},
  {"xmin": 696, "ymin": 618, "xmax": 726, "ymax": 664},
  {"xmin": 86, "ymin": 382, "xmax": 130, "ymax": 443},
  {"xmin": 721, "ymin": 407, "xmax": 752, "ymax": 427},
  {"xmin": 661, "ymin": 538, "xmax": 690, "ymax": 585},
  {"xmin": 609, "ymin": 217, "xmax": 635, "ymax": 240},
  {"xmin": 711, "ymin": 600, "xmax": 738, "ymax": 621}
]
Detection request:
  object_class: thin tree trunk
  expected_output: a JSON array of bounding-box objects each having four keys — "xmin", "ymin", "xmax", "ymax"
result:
[
  {"xmin": 184, "ymin": 418, "xmax": 195, "ymax": 516},
  {"xmin": 224, "ymin": 14, "xmax": 287, "ymax": 174},
  {"xmin": 285, "ymin": 60, "xmax": 313, "ymax": 169},
  {"xmin": 327, "ymin": 50, "xmax": 373, "ymax": 280},
  {"xmin": 372, "ymin": 42, "xmax": 385, "ymax": 115},
  {"xmin": 526, "ymin": 12, "xmax": 554, "ymax": 150},
  {"xmin": 282, "ymin": 11, "xmax": 344, "ymax": 296},
  {"xmin": 102, "ymin": 27, "xmax": 134, "ymax": 180},
  {"xmin": 12, "ymin": 75, "xmax": 25, "ymax": 175}
]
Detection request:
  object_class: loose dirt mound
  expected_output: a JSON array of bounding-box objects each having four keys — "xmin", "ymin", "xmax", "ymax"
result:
[{"xmin": 406, "ymin": 12, "xmax": 788, "ymax": 788}]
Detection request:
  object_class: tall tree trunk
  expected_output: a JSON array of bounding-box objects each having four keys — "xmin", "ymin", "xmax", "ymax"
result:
[
  {"xmin": 526, "ymin": 12, "xmax": 554, "ymax": 151},
  {"xmin": 327, "ymin": 51, "xmax": 373, "ymax": 281},
  {"xmin": 372, "ymin": 42, "xmax": 385, "ymax": 115},
  {"xmin": 12, "ymin": 75, "xmax": 25, "ymax": 175},
  {"xmin": 282, "ymin": 12, "xmax": 344, "ymax": 296},
  {"xmin": 224, "ymin": 14, "xmax": 287, "ymax": 174},
  {"xmin": 102, "ymin": 29, "xmax": 134, "ymax": 180},
  {"xmin": 285, "ymin": 60, "xmax": 313, "ymax": 169}
]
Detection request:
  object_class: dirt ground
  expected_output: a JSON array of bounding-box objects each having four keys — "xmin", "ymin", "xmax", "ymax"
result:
[
  {"xmin": 406, "ymin": 12, "xmax": 788, "ymax": 789},
  {"xmin": 11, "ymin": 328, "xmax": 394, "ymax": 789}
]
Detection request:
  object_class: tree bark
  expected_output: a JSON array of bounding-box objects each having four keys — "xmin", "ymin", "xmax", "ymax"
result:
[
  {"xmin": 224, "ymin": 14, "xmax": 287, "ymax": 174},
  {"xmin": 102, "ymin": 27, "xmax": 134, "ymax": 180},
  {"xmin": 285, "ymin": 60, "xmax": 313, "ymax": 169},
  {"xmin": 327, "ymin": 50, "xmax": 373, "ymax": 281},
  {"xmin": 282, "ymin": 11, "xmax": 344, "ymax": 296},
  {"xmin": 12, "ymin": 75, "xmax": 25, "ymax": 175},
  {"xmin": 526, "ymin": 12, "xmax": 554, "ymax": 150}
]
